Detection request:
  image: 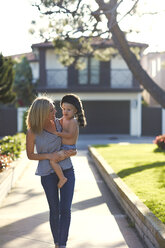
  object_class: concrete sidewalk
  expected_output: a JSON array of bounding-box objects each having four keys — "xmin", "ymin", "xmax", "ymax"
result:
[{"xmin": 0, "ymin": 135, "xmax": 150, "ymax": 248}]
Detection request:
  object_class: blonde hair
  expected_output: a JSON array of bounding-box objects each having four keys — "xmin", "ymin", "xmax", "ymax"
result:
[{"xmin": 26, "ymin": 96, "xmax": 54, "ymax": 134}]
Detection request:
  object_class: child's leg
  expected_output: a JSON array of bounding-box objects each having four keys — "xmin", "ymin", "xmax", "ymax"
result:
[{"xmin": 50, "ymin": 160, "xmax": 67, "ymax": 188}]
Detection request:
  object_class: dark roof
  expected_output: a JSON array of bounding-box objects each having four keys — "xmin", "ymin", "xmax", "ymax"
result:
[
  {"xmin": 36, "ymin": 86, "xmax": 143, "ymax": 93},
  {"xmin": 32, "ymin": 42, "xmax": 53, "ymax": 49},
  {"xmin": 32, "ymin": 38, "xmax": 148, "ymax": 49},
  {"xmin": 9, "ymin": 52, "xmax": 38, "ymax": 62}
]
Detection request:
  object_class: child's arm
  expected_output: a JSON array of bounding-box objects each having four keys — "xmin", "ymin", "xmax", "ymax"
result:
[
  {"xmin": 55, "ymin": 130, "xmax": 73, "ymax": 139},
  {"xmin": 55, "ymin": 120, "xmax": 77, "ymax": 139}
]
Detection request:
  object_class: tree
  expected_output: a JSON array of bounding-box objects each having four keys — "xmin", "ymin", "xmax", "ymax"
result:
[
  {"xmin": 13, "ymin": 57, "xmax": 36, "ymax": 107},
  {"xmin": 0, "ymin": 54, "xmax": 16, "ymax": 104},
  {"xmin": 31, "ymin": 0, "xmax": 165, "ymax": 107}
]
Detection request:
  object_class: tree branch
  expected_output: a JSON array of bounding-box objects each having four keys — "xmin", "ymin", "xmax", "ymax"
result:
[{"xmin": 118, "ymin": 0, "xmax": 139, "ymax": 22}]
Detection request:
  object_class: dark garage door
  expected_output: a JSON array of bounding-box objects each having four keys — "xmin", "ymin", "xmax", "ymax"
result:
[
  {"xmin": 81, "ymin": 100, "xmax": 130, "ymax": 134},
  {"xmin": 142, "ymin": 106, "xmax": 161, "ymax": 136}
]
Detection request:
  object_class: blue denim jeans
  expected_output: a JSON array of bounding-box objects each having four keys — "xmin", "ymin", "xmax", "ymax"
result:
[{"xmin": 41, "ymin": 167, "xmax": 75, "ymax": 246}]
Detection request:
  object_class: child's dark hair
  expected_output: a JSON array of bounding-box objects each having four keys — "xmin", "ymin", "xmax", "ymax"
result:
[{"xmin": 60, "ymin": 94, "xmax": 87, "ymax": 127}]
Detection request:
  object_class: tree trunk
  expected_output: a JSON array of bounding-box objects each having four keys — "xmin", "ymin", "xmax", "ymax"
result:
[
  {"xmin": 110, "ymin": 23, "xmax": 165, "ymax": 108},
  {"xmin": 96, "ymin": 0, "xmax": 165, "ymax": 107}
]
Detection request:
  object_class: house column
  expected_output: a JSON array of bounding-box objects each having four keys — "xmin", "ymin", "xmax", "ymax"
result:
[
  {"xmin": 39, "ymin": 48, "xmax": 46, "ymax": 87},
  {"xmin": 17, "ymin": 107, "xmax": 27, "ymax": 132},
  {"xmin": 130, "ymin": 94, "xmax": 142, "ymax": 136},
  {"xmin": 162, "ymin": 109, "xmax": 165, "ymax": 134}
]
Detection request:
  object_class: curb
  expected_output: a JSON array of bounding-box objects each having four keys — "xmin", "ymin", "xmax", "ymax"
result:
[
  {"xmin": 88, "ymin": 146, "xmax": 165, "ymax": 248},
  {"xmin": 0, "ymin": 151, "xmax": 29, "ymax": 206}
]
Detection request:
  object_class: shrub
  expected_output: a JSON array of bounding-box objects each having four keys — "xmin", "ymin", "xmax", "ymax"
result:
[
  {"xmin": 153, "ymin": 134, "xmax": 165, "ymax": 150},
  {"xmin": 0, "ymin": 133, "xmax": 26, "ymax": 172},
  {"xmin": 0, "ymin": 153, "xmax": 13, "ymax": 172}
]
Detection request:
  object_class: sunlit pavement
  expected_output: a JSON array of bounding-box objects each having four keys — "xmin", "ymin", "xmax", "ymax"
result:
[
  {"xmin": 77, "ymin": 134, "xmax": 154, "ymax": 149},
  {"xmin": 0, "ymin": 135, "xmax": 152, "ymax": 248}
]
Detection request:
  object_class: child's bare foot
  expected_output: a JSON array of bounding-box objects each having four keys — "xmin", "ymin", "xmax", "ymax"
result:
[{"xmin": 58, "ymin": 177, "xmax": 67, "ymax": 188}]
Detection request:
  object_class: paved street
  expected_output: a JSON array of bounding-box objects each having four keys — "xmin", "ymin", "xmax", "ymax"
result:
[{"xmin": 0, "ymin": 135, "xmax": 154, "ymax": 247}]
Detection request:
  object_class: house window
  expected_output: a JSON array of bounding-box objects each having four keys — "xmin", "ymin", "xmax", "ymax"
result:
[
  {"xmin": 47, "ymin": 69, "xmax": 67, "ymax": 88},
  {"xmin": 111, "ymin": 56, "xmax": 132, "ymax": 88},
  {"xmin": 79, "ymin": 58, "xmax": 88, "ymax": 85},
  {"xmin": 79, "ymin": 57, "xmax": 99, "ymax": 85}
]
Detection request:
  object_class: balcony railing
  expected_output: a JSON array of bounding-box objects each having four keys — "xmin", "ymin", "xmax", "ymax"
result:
[
  {"xmin": 46, "ymin": 68, "xmax": 133, "ymax": 89},
  {"xmin": 79, "ymin": 68, "xmax": 99, "ymax": 85},
  {"xmin": 46, "ymin": 69, "xmax": 67, "ymax": 88},
  {"xmin": 111, "ymin": 69, "xmax": 133, "ymax": 88}
]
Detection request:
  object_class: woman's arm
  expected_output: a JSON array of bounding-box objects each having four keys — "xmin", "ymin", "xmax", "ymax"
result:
[
  {"xmin": 26, "ymin": 129, "xmax": 76, "ymax": 162},
  {"xmin": 54, "ymin": 130, "xmax": 73, "ymax": 139},
  {"xmin": 26, "ymin": 129, "xmax": 52, "ymax": 160},
  {"xmin": 51, "ymin": 149, "xmax": 77, "ymax": 162}
]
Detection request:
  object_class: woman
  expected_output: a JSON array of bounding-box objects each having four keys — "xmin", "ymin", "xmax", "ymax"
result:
[{"xmin": 26, "ymin": 95, "xmax": 76, "ymax": 248}]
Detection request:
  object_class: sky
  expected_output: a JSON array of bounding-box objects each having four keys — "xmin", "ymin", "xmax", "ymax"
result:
[
  {"xmin": 0, "ymin": 0, "xmax": 165, "ymax": 56},
  {"xmin": 0, "ymin": 0, "xmax": 41, "ymax": 56}
]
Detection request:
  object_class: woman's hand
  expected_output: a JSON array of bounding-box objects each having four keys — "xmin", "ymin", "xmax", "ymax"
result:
[
  {"xmin": 64, "ymin": 149, "xmax": 77, "ymax": 157},
  {"xmin": 49, "ymin": 151, "xmax": 64, "ymax": 162},
  {"xmin": 49, "ymin": 149, "xmax": 77, "ymax": 162},
  {"xmin": 54, "ymin": 131, "xmax": 62, "ymax": 137}
]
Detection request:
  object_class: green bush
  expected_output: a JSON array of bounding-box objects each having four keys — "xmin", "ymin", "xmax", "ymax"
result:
[{"xmin": 0, "ymin": 133, "xmax": 26, "ymax": 160}]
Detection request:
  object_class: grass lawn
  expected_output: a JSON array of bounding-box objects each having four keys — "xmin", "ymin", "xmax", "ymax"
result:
[{"xmin": 94, "ymin": 143, "xmax": 165, "ymax": 224}]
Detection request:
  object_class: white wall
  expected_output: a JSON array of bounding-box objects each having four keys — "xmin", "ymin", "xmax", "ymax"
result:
[
  {"xmin": 30, "ymin": 61, "xmax": 39, "ymax": 83},
  {"xmin": 46, "ymin": 50, "xmax": 65, "ymax": 69},
  {"xmin": 46, "ymin": 49, "xmax": 67, "ymax": 88},
  {"xmin": 111, "ymin": 56, "xmax": 128, "ymax": 69},
  {"xmin": 141, "ymin": 52, "xmax": 165, "ymax": 106},
  {"xmin": 111, "ymin": 55, "xmax": 132, "ymax": 88}
]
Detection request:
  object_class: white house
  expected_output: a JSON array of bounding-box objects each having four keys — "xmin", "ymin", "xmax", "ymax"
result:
[{"xmin": 31, "ymin": 39, "xmax": 148, "ymax": 136}]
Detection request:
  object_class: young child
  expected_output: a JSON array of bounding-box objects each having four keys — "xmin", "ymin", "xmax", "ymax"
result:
[{"xmin": 50, "ymin": 94, "xmax": 87, "ymax": 188}]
